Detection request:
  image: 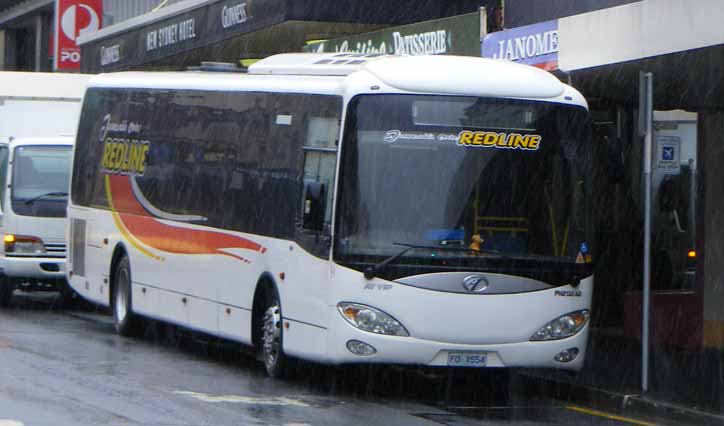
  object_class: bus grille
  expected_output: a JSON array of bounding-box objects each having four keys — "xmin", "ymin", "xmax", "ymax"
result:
[{"xmin": 44, "ymin": 243, "xmax": 67, "ymax": 256}]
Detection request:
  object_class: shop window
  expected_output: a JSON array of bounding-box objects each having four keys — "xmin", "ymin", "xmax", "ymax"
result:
[{"xmin": 651, "ymin": 111, "xmax": 698, "ymax": 291}]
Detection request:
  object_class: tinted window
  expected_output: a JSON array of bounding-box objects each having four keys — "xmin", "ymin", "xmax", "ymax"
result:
[
  {"xmin": 72, "ymin": 90, "xmax": 123, "ymax": 209},
  {"xmin": 72, "ymin": 88, "xmax": 342, "ymax": 245}
]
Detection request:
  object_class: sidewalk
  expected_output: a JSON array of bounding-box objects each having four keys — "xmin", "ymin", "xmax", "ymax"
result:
[{"xmin": 519, "ymin": 328, "xmax": 724, "ymax": 425}]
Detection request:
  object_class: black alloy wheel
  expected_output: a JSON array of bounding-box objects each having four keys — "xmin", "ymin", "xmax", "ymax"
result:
[
  {"xmin": 112, "ymin": 255, "xmax": 140, "ymax": 336},
  {"xmin": 261, "ymin": 287, "xmax": 291, "ymax": 378}
]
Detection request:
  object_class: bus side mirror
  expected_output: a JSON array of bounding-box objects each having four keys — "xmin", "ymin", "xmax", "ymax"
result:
[{"xmin": 303, "ymin": 182, "xmax": 326, "ymax": 231}]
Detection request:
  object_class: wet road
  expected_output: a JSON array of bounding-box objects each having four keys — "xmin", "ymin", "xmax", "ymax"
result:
[{"xmin": 0, "ymin": 293, "xmax": 679, "ymax": 426}]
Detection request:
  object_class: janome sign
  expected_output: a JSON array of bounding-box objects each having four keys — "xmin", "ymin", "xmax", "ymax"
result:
[
  {"xmin": 481, "ymin": 20, "xmax": 559, "ymax": 71},
  {"xmin": 55, "ymin": 0, "xmax": 103, "ymax": 70}
]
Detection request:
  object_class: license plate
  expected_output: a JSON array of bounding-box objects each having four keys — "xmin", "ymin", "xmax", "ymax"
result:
[{"xmin": 446, "ymin": 352, "xmax": 487, "ymax": 367}]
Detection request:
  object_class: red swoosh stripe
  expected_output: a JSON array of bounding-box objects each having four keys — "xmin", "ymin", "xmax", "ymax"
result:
[{"xmin": 108, "ymin": 174, "xmax": 266, "ymax": 262}]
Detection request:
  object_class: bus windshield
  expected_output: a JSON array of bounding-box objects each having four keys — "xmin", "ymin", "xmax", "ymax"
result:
[
  {"xmin": 11, "ymin": 145, "xmax": 72, "ymax": 217},
  {"xmin": 335, "ymin": 94, "xmax": 593, "ymax": 282}
]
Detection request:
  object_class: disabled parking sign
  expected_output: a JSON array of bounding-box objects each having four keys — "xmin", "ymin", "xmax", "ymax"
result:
[
  {"xmin": 655, "ymin": 136, "xmax": 680, "ymax": 174},
  {"xmin": 662, "ymin": 146, "xmax": 674, "ymax": 161}
]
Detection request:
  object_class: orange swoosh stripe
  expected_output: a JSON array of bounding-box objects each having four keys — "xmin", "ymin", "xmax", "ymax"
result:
[
  {"xmin": 107, "ymin": 174, "xmax": 265, "ymax": 262},
  {"xmin": 105, "ymin": 174, "xmax": 162, "ymax": 260}
]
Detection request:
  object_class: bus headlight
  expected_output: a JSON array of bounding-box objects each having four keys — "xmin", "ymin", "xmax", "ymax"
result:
[
  {"xmin": 530, "ymin": 310, "xmax": 589, "ymax": 341},
  {"xmin": 338, "ymin": 302, "xmax": 409, "ymax": 337},
  {"xmin": 4, "ymin": 234, "xmax": 45, "ymax": 254}
]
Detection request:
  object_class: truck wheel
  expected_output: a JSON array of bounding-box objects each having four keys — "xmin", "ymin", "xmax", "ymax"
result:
[
  {"xmin": 0, "ymin": 275, "xmax": 13, "ymax": 307},
  {"xmin": 261, "ymin": 287, "xmax": 291, "ymax": 378},
  {"xmin": 112, "ymin": 255, "xmax": 140, "ymax": 336}
]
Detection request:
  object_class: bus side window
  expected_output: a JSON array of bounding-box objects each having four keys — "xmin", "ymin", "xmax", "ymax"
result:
[
  {"xmin": 303, "ymin": 117, "xmax": 339, "ymax": 230},
  {"xmin": 71, "ymin": 88, "xmax": 120, "ymax": 210}
]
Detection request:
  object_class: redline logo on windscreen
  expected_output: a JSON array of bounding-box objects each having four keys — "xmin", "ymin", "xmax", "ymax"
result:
[{"xmin": 55, "ymin": 0, "xmax": 103, "ymax": 70}]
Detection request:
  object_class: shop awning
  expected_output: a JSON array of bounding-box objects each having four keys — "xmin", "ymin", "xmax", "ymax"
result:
[
  {"xmin": 77, "ymin": 0, "xmax": 482, "ymax": 73},
  {"xmin": 302, "ymin": 11, "xmax": 482, "ymax": 57},
  {"xmin": 556, "ymin": 0, "xmax": 724, "ymax": 110},
  {"xmin": 480, "ymin": 0, "xmax": 724, "ymax": 110}
]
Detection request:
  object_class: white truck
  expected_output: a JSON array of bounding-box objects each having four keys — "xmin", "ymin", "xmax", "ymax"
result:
[{"xmin": 0, "ymin": 72, "xmax": 89, "ymax": 306}]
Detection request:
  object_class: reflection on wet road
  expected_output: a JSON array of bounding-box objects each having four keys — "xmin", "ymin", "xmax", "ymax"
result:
[{"xmin": 0, "ymin": 293, "xmax": 674, "ymax": 426}]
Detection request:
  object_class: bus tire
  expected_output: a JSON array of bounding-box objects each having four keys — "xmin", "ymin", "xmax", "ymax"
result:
[
  {"xmin": 112, "ymin": 255, "xmax": 140, "ymax": 336},
  {"xmin": 260, "ymin": 286, "xmax": 291, "ymax": 378},
  {"xmin": 0, "ymin": 275, "xmax": 13, "ymax": 307}
]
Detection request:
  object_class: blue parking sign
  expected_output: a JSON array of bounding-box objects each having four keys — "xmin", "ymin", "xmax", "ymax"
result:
[
  {"xmin": 656, "ymin": 136, "xmax": 681, "ymax": 174},
  {"xmin": 662, "ymin": 146, "xmax": 675, "ymax": 161}
]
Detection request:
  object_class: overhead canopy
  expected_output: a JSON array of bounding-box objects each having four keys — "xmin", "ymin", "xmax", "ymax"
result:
[
  {"xmin": 78, "ymin": 0, "xmax": 481, "ymax": 73},
  {"xmin": 481, "ymin": 0, "xmax": 724, "ymax": 110},
  {"xmin": 0, "ymin": 0, "xmax": 47, "ymax": 13},
  {"xmin": 569, "ymin": 45, "xmax": 724, "ymax": 111},
  {"xmin": 302, "ymin": 12, "xmax": 482, "ymax": 57},
  {"xmin": 0, "ymin": 0, "xmax": 52, "ymax": 27},
  {"xmin": 557, "ymin": 0, "xmax": 724, "ymax": 110}
]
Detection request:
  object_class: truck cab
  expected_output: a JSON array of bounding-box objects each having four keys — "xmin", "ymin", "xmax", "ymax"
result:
[{"xmin": 0, "ymin": 137, "xmax": 74, "ymax": 306}]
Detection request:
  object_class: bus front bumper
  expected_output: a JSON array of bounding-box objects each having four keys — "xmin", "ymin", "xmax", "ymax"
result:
[
  {"xmin": 326, "ymin": 319, "xmax": 589, "ymax": 371},
  {"xmin": 1, "ymin": 256, "xmax": 66, "ymax": 280}
]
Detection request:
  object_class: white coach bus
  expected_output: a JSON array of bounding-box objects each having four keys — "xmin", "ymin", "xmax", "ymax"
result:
[{"xmin": 68, "ymin": 54, "xmax": 593, "ymax": 377}]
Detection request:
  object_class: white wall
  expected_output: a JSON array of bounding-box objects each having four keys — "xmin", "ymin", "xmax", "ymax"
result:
[{"xmin": 558, "ymin": 0, "xmax": 724, "ymax": 71}]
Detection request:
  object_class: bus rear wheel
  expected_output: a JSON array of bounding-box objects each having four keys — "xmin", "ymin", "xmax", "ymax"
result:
[
  {"xmin": 261, "ymin": 288, "xmax": 291, "ymax": 378},
  {"xmin": 112, "ymin": 255, "xmax": 140, "ymax": 336}
]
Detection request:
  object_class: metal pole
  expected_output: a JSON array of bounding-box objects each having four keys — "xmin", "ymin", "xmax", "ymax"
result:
[
  {"xmin": 479, "ymin": 6, "xmax": 488, "ymax": 39},
  {"xmin": 34, "ymin": 14, "xmax": 43, "ymax": 72},
  {"xmin": 689, "ymin": 158, "xmax": 696, "ymax": 247},
  {"xmin": 641, "ymin": 71, "xmax": 653, "ymax": 393}
]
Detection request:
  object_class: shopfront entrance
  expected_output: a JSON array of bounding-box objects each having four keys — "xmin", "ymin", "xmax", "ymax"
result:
[
  {"xmin": 567, "ymin": 44, "xmax": 724, "ymax": 409},
  {"xmin": 482, "ymin": 0, "xmax": 724, "ymax": 410}
]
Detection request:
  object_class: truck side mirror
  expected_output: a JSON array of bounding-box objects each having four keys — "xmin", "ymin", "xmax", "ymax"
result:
[{"xmin": 303, "ymin": 182, "xmax": 326, "ymax": 231}]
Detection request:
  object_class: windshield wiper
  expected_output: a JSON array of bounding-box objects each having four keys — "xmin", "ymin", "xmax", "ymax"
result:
[
  {"xmin": 361, "ymin": 242, "xmax": 587, "ymax": 280},
  {"xmin": 393, "ymin": 242, "xmax": 502, "ymax": 254},
  {"xmin": 364, "ymin": 245, "xmax": 415, "ymax": 280},
  {"xmin": 24, "ymin": 192, "xmax": 68, "ymax": 205},
  {"xmin": 363, "ymin": 242, "xmax": 500, "ymax": 280}
]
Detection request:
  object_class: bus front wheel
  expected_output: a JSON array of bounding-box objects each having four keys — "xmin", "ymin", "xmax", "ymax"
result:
[
  {"xmin": 112, "ymin": 255, "xmax": 140, "ymax": 336},
  {"xmin": 261, "ymin": 287, "xmax": 291, "ymax": 378}
]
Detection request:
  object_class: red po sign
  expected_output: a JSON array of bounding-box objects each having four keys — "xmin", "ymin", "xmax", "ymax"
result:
[{"xmin": 54, "ymin": 0, "xmax": 103, "ymax": 70}]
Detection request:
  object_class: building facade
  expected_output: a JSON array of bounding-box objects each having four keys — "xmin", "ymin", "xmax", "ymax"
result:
[
  {"xmin": 0, "ymin": 0, "xmax": 187, "ymax": 71},
  {"xmin": 495, "ymin": 0, "xmax": 724, "ymax": 410},
  {"xmin": 76, "ymin": 0, "xmax": 490, "ymax": 73},
  {"xmin": 0, "ymin": 0, "xmax": 54, "ymax": 71}
]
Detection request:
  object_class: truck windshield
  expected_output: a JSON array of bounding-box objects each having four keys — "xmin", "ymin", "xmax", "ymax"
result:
[
  {"xmin": 11, "ymin": 145, "xmax": 72, "ymax": 218},
  {"xmin": 335, "ymin": 95, "xmax": 593, "ymax": 283}
]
